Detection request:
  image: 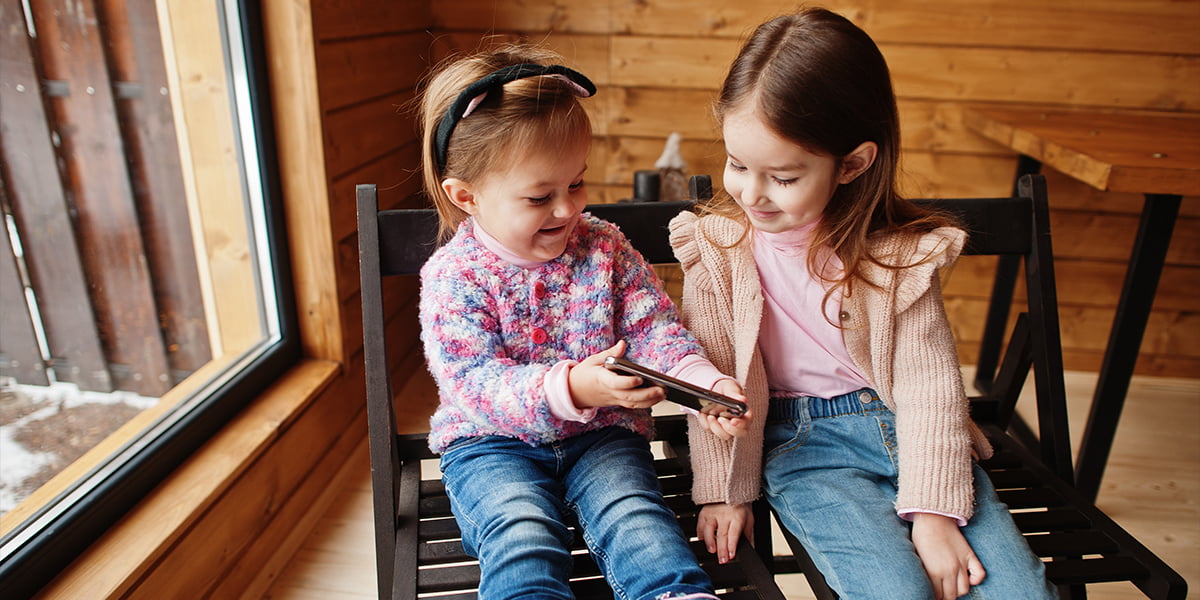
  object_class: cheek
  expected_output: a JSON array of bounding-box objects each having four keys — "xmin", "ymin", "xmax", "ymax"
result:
[{"xmin": 723, "ymin": 167, "xmax": 743, "ymax": 197}]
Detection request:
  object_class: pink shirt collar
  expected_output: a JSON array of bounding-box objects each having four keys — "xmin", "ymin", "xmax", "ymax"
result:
[{"xmin": 473, "ymin": 220, "xmax": 546, "ymax": 269}]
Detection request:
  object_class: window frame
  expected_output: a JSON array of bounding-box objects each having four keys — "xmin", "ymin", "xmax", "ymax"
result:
[{"xmin": 0, "ymin": 2, "xmax": 298, "ymax": 596}]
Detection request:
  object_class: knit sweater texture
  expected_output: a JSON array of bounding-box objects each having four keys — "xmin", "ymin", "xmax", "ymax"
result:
[
  {"xmin": 669, "ymin": 211, "xmax": 993, "ymax": 520},
  {"xmin": 420, "ymin": 213, "xmax": 702, "ymax": 453}
]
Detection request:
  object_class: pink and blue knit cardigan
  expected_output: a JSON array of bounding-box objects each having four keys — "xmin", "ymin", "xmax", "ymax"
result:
[{"xmin": 419, "ymin": 213, "xmax": 701, "ymax": 453}]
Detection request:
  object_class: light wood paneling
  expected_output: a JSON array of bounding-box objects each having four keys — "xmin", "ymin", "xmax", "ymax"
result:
[{"xmin": 428, "ymin": 0, "xmax": 1200, "ymax": 376}]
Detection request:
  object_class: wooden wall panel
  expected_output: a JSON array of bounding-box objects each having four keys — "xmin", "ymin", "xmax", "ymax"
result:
[
  {"xmin": 316, "ymin": 34, "xmax": 431, "ymax": 112},
  {"xmin": 324, "ymin": 92, "xmax": 416, "ymax": 180},
  {"xmin": 312, "ymin": 0, "xmax": 432, "ymax": 39},
  {"xmin": 428, "ymin": 0, "xmax": 1200, "ymax": 376},
  {"xmin": 612, "ymin": 0, "xmax": 1200, "ymax": 55}
]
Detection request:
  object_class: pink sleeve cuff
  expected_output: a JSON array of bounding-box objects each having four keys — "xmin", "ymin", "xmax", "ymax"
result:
[
  {"xmin": 546, "ymin": 360, "xmax": 596, "ymax": 422},
  {"xmin": 666, "ymin": 354, "xmax": 736, "ymax": 416},
  {"xmin": 668, "ymin": 354, "xmax": 734, "ymax": 392},
  {"xmin": 897, "ymin": 508, "xmax": 968, "ymax": 527}
]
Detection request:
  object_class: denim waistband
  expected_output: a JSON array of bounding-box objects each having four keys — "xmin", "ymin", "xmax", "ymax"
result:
[{"xmin": 767, "ymin": 388, "xmax": 882, "ymax": 421}]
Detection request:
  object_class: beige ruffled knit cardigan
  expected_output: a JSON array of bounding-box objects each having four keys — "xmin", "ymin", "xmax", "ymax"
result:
[{"xmin": 668, "ymin": 211, "xmax": 993, "ymax": 520}]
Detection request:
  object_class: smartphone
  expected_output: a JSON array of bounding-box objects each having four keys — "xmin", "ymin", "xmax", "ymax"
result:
[{"xmin": 603, "ymin": 355, "xmax": 747, "ymax": 418}]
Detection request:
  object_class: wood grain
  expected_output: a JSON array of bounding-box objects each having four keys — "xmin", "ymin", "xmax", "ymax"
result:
[{"xmin": 963, "ymin": 106, "xmax": 1200, "ymax": 195}]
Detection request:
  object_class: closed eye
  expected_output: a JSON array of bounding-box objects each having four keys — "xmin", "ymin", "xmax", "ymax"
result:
[{"xmin": 773, "ymin": 176, "xmax": 797, "ymax": 186}]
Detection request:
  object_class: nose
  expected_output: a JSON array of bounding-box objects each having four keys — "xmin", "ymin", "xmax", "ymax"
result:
[
  {"xmin": 553, "ymin": 192, "xmax": 580, "ymax": 219},
  {"xmin": 741, "ymin": 175, "xmax": 766, "ymax": 206}
]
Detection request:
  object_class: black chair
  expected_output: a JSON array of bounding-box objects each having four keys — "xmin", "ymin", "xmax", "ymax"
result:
[
  {"xmin": 754, "ymin": 174, "xmax": 1187, "ymax": 599},
  {"xmin": 356, "ymin": 183, "xmax": 786, "ymax": 600}
]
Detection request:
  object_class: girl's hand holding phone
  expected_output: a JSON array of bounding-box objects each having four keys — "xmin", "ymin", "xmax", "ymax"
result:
[
  {"xmin": 693, "ymin": 378, "xmax": 751, "ymax": 440},
  {"xmin": 568, "ymin": 341, "xmax": 666, "ymax": 410}
]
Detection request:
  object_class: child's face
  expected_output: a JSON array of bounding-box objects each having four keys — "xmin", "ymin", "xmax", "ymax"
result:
[
  {"xmin": 448, "ymin": 140, "xmax": 590, "ymax": 263},
  {"xmin": 722, "ymin": 106, "xmax": 844, "ymax": 234}
]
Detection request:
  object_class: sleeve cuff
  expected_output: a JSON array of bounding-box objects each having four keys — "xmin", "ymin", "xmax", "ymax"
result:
[
  {"xmin": 669, "ymin": 354, "xmax": 734, "ymax": 393},
  {"xmin": 546, "ymin": 360, "xmax": 596, "ymax": 422},
  {"xmin": 897, "ymin": 508, "xmax": 968, "ymax": 527}
]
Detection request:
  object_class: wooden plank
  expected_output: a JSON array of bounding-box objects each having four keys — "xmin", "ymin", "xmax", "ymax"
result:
[
  {"xmin": 433, "ymin": 0, "xmax": 612, "ymax": 35},
  {"xmin": 29, "ymin": 0, "xmax": 171, "ymax": 396},
  {"xmin": 1038, "ymin": 171, "xmax": 1200, "ymax": 218},
  {"xmin": 605, "ymin": 87, "xmax": 719, "ymax": 140},
  {"xmin": 312, "ymin": 0, "xmax": 432, "ymax": 40},
  {"xmin": 600, "ymin": 135, "xmax": 725, "ymax": 187},
  {"xmin": 605, "ymin": 92, "xmax": 1039, "ymax": 157},
  {"xmin": 324, "ymin": 91, "xmax": 416, "ymax": 180},
  {"xmin": 611, "ymin": 0, "xmax": 1200, "ymax": 55},
  {"xmin": 330, "ymin": 142, "xmax": 424, "ymax": 248},
  {"xmin": 262, "ymin": 0, "xmax": 343, "ymax": 362},
  {"xmin": 316, "ymin": 33, "xmax": 433, "ymax": 112},
  {"xmin": 0, "ymin": 194, "xmax": 49, "ymax": 386},
  {"xmin": 431, "ymin": 32, "xmax": 612, "ymax": 87},
  {"xmin": 0, "ymin": 0, "xmax": 111, "ymax": 391},
  {"xmin": 208, "ymin": 419, "xmax": 370, "ymax": 600},
  {"xmin": 609, "ymin": 37, "xmax": 1200, "ymax": 110},
  {"xmin": 610, "ymin": 36, "xmax": 738, "ymax": 90},
  {"xmin": 1049, "ymin": 213, "xmax": 1200, "ymax": 266},
  {"xmin": 943, "ymin": 296, "xmax": 1200, "ymax": 360},
  {"xmin": 962, "ymin": 106, "xmax": 1200, "ymax": 195},
  {"xmin": 120, "ymin": 373, "xmax": 362, "ymax": 600},
  {"xmin": 101, "ymin": 0, "xmax": 211, "ymax": 379},
  {"xmin": 944, "ymin": 255, "xmax": 1198, "ymax": 312}
]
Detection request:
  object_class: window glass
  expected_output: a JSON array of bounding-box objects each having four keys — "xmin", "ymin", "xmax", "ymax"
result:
[{"xmin": 0, "ymin": 1, "xmax": 293, "ymax": 593}]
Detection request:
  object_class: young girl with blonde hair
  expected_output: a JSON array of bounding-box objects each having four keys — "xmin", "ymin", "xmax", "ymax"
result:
[{"xmin": 417, "ymin": 44, "xmax": 747, "ymax": 600}]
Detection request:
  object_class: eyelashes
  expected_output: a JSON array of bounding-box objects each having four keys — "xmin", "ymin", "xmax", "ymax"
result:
[
  {"xmin": 527, "ymin": 180, "xmax": 585, "ymax": 204},
  {"xmin": 727, "ymin": 160, "xmax": 797, "ymax": 186}
]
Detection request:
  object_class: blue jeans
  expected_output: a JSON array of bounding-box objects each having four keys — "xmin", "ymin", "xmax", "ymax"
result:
[
  {"xmin": 439, "ymin": 426, "xmax": 715, "ymax": 600},
  {"xmin": 762, "ymin": 389, "xmax": 1058, "ymax": 599}
]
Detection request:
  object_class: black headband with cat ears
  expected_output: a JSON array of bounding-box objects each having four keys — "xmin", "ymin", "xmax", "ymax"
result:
[{"xmin": 433, "ymin": 63, "xmax": 597, "ymax": 173}]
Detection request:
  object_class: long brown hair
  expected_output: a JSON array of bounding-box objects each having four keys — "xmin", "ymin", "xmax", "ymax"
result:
[
  {"xmin": 706, "ymin": 8, "xmax": 956, "ymax": 295},
  {"xmin": 418, "ymin": 44, "xmax": 593, "ymax": 240}
]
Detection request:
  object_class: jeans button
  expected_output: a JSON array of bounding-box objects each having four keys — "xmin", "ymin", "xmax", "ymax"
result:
[{"xmin": 857, "ymin": 391, "xmax": 872, "ymax": 404}]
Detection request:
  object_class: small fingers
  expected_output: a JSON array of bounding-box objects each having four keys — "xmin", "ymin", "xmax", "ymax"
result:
[
  {"xmin": 715, "ymin": 518, "xmax": 731, "ymax": 563},
  {"xmin": 697, "ymin": 514, "xmax": 717, "ymax": 555},
  {"xmin": 968, "ymin": 554, "xmax": 986, "ymax": 585},
  {"xmin": 703, "ymin": 415, "xmax": 733, "ymax": 440}
]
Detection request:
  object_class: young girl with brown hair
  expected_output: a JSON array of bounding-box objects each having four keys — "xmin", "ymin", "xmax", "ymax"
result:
[{"xmin": 670, "ymin": 9, "xmax": 1057, "ymax": 599}]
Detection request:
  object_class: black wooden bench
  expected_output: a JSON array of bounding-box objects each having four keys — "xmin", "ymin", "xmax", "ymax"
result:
[
  {"xmin": 358, "ymin": 174, "xmax": 1186, "ymax": 599},
  {"xmin": 356, "ymin": 187, "xmax": 786, "ymax": 600}
]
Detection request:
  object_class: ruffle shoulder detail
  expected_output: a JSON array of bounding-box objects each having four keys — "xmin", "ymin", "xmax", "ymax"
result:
[
  {"xmin": 669, "ymin": 211, "xmax": 746, "ymax": 292},
  {"xmin": 880, "ymin": 226, "xmax": 967, "ymax": 313}
]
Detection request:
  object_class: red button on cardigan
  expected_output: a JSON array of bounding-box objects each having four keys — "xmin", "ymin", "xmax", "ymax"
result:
[{"xmin": 531, "ymin": 327, "xmax": 548, "ymax": 344}]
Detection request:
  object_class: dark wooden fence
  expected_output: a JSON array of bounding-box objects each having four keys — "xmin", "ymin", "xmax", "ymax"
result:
[{"xmin": 0, "ymin": 0, "xmax": 210, "ymax": 397}]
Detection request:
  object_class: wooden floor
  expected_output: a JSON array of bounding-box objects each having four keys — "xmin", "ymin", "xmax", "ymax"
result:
[{"xmin": 259, "ymin": 369, "xmax": 1199, "ymax": 600}]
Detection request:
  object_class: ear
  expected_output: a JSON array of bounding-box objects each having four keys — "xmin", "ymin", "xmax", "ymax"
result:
[
  {"xmin": 837, "ymin": 141, "xmax": 878, "ymax": 184},
  {"xmin": 441, "ymin": 178, "xmax": 478, "ymax": 215}
]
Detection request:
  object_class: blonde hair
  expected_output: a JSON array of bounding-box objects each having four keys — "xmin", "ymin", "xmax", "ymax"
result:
[{"xmin": 418, "ymin": 45, "xmax": 594, "ymax": 240}]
